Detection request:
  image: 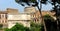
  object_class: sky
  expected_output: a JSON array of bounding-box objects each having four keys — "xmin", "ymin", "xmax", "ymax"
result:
[{"xmin": 0, "ymin": 0, "xmax": 53, "ymax": 12}]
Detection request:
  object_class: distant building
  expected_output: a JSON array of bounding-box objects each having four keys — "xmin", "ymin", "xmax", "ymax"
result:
[
  {"xmin": 31, "ymin": 10, "xmax": 41, "ymax": 23},
  {"xmin": 24, "ymin": 7, "xmax": 40, "ymax": 23},
  {"xmin": 7, "ymin": 8, "xmax": 19, "ymax": 14},
  {"xmin": 0, "ymin": 7, "xmax": 56, "ymax": 29},
  {"xmin": 32, "ymin": 11, "xmax": 56, "ymax": 23},
  {"xmin": 24, "ymin": 7, "xmax": 56, "ymax": 23},
  {"xmin": 24, "ymin": 7, "xmax": 36, "ymax": 13},
  {"xmin": 0, "ymin": 8, "xmax": 31, "ymax": 29},
  {"xmin": 0, "ymin": 11, "xmax": 7, "ymax": 28},
  {"xmin": 7, "ymin": 13, "xmax": 31, "ymax": 28}
]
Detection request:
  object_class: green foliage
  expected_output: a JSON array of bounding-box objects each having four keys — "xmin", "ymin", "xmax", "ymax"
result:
[
  {"xmin": 44, "ymin": 14, "xmax": 54, "ymax": 22},
  {"xmin": 4, "ymin": 28, "xmax": 10, "ymax": 31},
  {"xmin": 30, "ymin": 22, "xmax": 44, "ymax": 31},
  {"xmin": 4, "ymin": 23, "xmax": 30, "ymax": 31},
  {"xmin": 4, "ymin": 23, "xmax": 44, "ymax": 31}
]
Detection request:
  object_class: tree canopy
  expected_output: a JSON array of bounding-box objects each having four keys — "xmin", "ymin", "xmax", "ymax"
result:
[
  {"xmin": 15, "ymin": 0, "xmax": 38, "ymax": 6},
  {"xmin": 15, "ymin": 0, "xmax": 60, "ymax": 16}
]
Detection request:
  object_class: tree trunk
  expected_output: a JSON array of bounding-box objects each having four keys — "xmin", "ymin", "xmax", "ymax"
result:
[{"xmin": 37, "ymin": 2, "xmax": 47, "ymax": 31}]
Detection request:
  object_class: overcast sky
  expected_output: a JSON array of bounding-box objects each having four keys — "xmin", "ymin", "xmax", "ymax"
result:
[{"xmin": 0, "ymin": 0, "xmax": 53, "ymax": 12}]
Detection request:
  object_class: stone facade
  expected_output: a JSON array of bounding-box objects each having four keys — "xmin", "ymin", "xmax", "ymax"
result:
[
  {"xmin": 0, "ymin": 8, "xmax": 31, "ymax": 29},
  {"xmin": 7, "ymin": 8, "xmax": 19, "ymax": 14},
  {"xmin": 6, "ymin": 8, "xmax": 31, "ymax": 28},
  {"xmin": 24, "ymin": 7, "xmax": 56, "ymax": 23},
  {"xmin": 24, "ymin": 7, "xmax": 36, "ymax": 13},
  {"xmin": 31, "ymin": 11, "xmax": 56, "ymax": 23},
  {"xmin": 0, "ymin": 11, "xmax": 8, "ymax": 28},
  {"xmin": 0, "ymin": 7, "xmax": 56, "ymax": 29},
  {"xmin": 8, "ymin": 13, "xmax": 31, "ymax": 28}
]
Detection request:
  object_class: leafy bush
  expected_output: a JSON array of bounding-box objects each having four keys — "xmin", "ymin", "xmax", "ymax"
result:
[
  {"xmin": 4, "ymin": 23, "xmax": 30, "ymax": 31},
  {"xmin": 4, "ymin": 23, "xmax": 44, "ymax": 31},
  {"xmin": 30, "ymin": 22, "xmax": 44, "ymax": 31}
]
